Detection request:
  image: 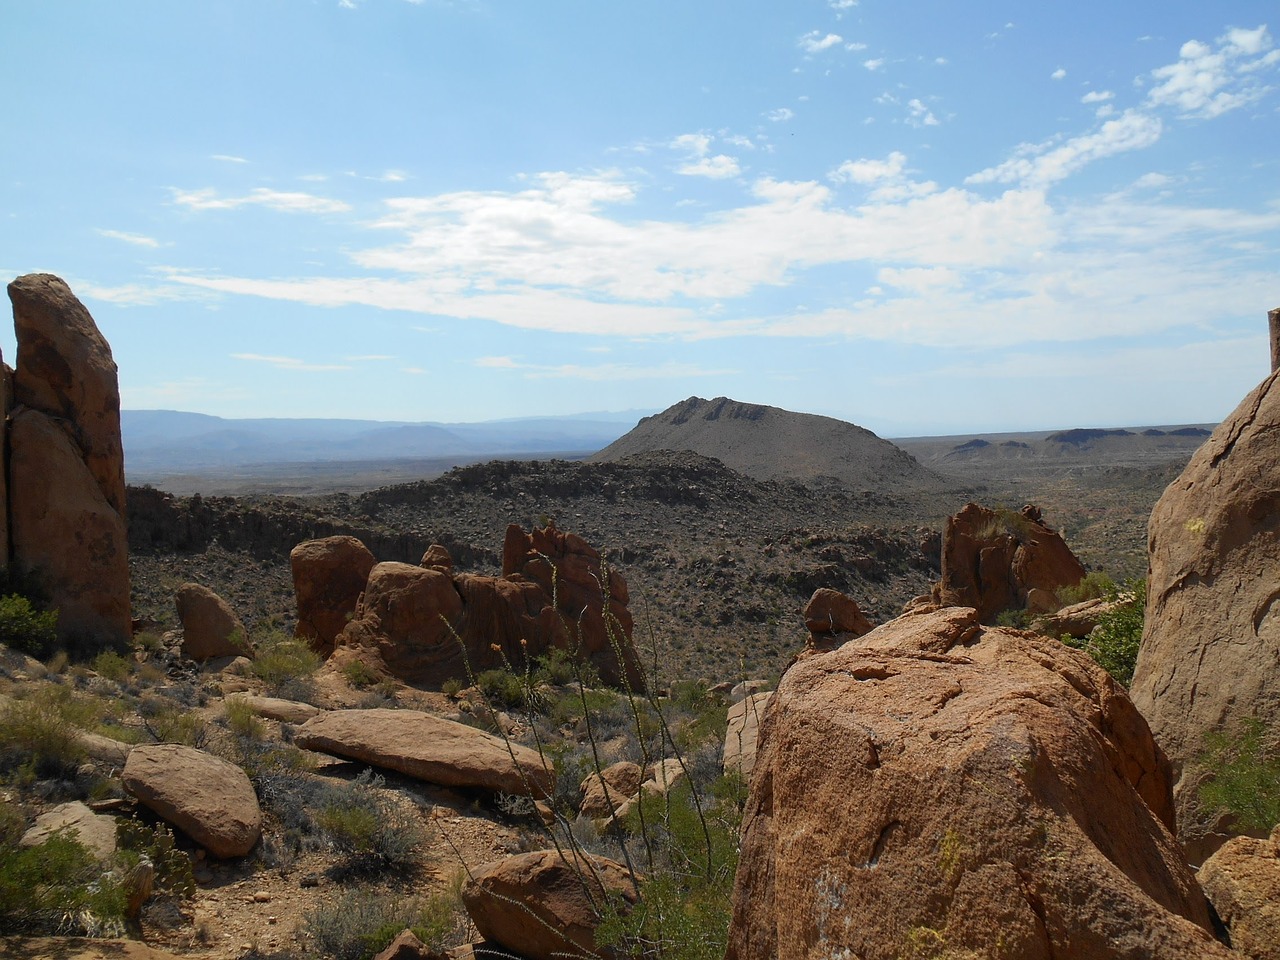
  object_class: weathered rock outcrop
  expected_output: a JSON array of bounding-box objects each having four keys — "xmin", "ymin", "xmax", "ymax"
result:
[
  {"xmin": 725, "ymin": 605, "xmax": 1229, "ymax": 960},
  {"xmin": 175, "ymin": 582, "xmax": 247, "ymax": 661},
  {"xmin": 1200, "ymin": 825, "xmax": 1280, "ymax": 960},
  {"xmin": 1028, "ymin": 595, "xmax": 1120, "ymax": 639},
  {"xmin": 723, "ymin": 691, "xmax": 771, "ymax": 781},
  {"xmin": 802, "ymin": 587, "xmax": 874, "ymax": 651},
  {"xmin": 1131, "ymin": 369, "xmax": 1280, "ymax": 859},
  {"xmin": 579, "ymin": 761, "xmax": 644, "ymax": 819},
  {"xmin": 122, "ymin": 744, "xmax": 262, "ymax": 859},
  {"xmin": 6, "ymin": 275, "xmax": 130, "ymax": 648},
  {"xmin": 291, "ymin": 536, "xmax": 377, "ymax": 657},
  {"xmin": 933, "ymin": 503, "xmax": 1085, "ymax": 623},
  {"xmin": 461, "ymin": 849, "xmax": 638, "ymax": 960},
  {"xmin": 295, "ymin": 708, "xmax": 554, "ymax": 798}
]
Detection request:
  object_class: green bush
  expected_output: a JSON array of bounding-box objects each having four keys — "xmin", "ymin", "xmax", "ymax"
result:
[
  {"xmin": 341, "ymin": 660, "xmax": 378, "ymax": 689},
  {"xmin": 140, "ymin": 697, "xmax": 207, "ymax": 747},
  {"xmin": 0, "ymin": 829, "xmax": 126, "ymax": 935},
  {"xmin": 1062, "ymin": 579, "xmax": 1145, "ymax": 686},
  {"xmin": 92, "ymin": 650, "xmax": 132, "ymax": 682},
  {"xmin": 0, "ymin": 688, "xmax": 88, "ymax": 779},
  {"xmin": 251, "ymin": 629, "xmax": 322, "ymax": 697},
  {"xmin": 314, "ymin": 770, "xmax": 423, "ymax": 874},
  {"xmin": 0, "ymin": 594, "xmax": 58, "ymax": 658},
  {"xmin": 1056, "ymin": 571, "xmax": 1116, "ymax": 607},
  {"xmin": 304, "ymin": 886, "xmax": 469, "ymax": 960},
  {"xmin": 476, "ymin": 667, "xmax": 528, "ymax": 710},
  {"xmin": 1198, "ymin": 717, "xmax": 1280, "ymax": 833}
]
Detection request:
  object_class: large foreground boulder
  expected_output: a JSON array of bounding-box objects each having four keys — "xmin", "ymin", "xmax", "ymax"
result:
[
  {"xmin": 1131, "ymin": 368, "xmax": 1280, "ymax": 859},
  {"xmin": 122, "ymin": 744, "xmax": 261, "ymax": 859},
  {"xmin": 1199, "ymin": 825, "xmax": 1280, "ymax": 960},
  {"xmin": 175, "ymin": 582, "xmax": 247, "ymax": 661},
  {"xmin": 725, "ymin": 605, "xmax": 1229, "ymax": 960},
  {"xmin": 295, "ymin": 708, "xmax": 554, "ymax": 798},
  {"xmin": 933, "ymin": 503, "xmax": 1085, "ymax": 623},
  {"xmin": 291, "ymin": 536, "xmax": 377, "ymax": 657},
  {"xmin": 461, "ymin": 849, "xmax": 638, "ymax": 960}
]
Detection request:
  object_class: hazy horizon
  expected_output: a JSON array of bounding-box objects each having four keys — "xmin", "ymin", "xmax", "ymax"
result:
[{"xmin": 4, "ymin": 2, "xmax": 1277, "ymax": 437}]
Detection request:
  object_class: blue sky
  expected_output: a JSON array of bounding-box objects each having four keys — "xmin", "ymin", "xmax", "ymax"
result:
[{"xmin": 3, "ymin": 1, "xmax": 1278, "ymax": 436}]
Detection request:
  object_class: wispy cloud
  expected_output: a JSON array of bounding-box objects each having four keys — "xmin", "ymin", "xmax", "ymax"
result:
[
  {"xmin": 211, "ymin": 154, "xmax": 249, "ymax": 164},
  {"xmin": 1145, "ymin": 25, "xmax": 1279, "ymax": 118},
  {"xmin": 231, "ymin": 353, "xmax": 352, "ymax": 372},
  {"xmin": 863, "ymin": 58, "xmax": 886, "ymax": 71},
  {"xmin": 678, "ymin": 155, "xmax": 741, "ymax": 179},
  {"xmin": 172, "ymin": 187, "xmax": 351, "ymax": 214},
  {"xmin": 96, "ymin": 228, "xmax": 160, "ymax": 248},
  {"xmin": 1081, "ymin": 90, "xmax": 1114, "ymax": 103},
  {"xmin": 765, "ymin": 107, "xmax": 794, "ymax": 122},
  {"xmin": 831, "ymin": 152, "xmax": 907, "ymax": 184},
  {"xmin": 344, "ymin": 354, "xmax": 396, "ymax": 362},
  {"xmin": 907, "ymin": 98, "xmax": 940, "ymax": 126},
  {"xmin": 799, "ymin": 31, "xmax": 843, "ymax": 54},
  {"xmin": 474, "ymin": 357, "xmax": 736, "ymax": 381}
]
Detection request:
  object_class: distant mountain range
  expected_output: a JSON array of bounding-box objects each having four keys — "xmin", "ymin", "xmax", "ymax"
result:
[
  {"xmin": 121, "ymin": 408, "xmax": 652, "ymax": 473},
  {"xmin": 591, "ymin": 396, "xmax": 950, "ymax": 491}
]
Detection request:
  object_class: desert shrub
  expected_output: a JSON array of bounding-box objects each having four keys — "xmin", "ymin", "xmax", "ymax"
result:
[
  {"xmin": 1197, "ymin": 717, "xmax": 1280, "ymax": 833},
  {"xmin": 223, "ymin": 698, "xmax": 267, "ymax": 741},
  {"xmin": 304, "ymin": 886, "xmax": 468, "ymax": 960},
  {"xmin": 994, "ymin": 608, "xmax": 1029, "ymax": 629},
  {"xmin": 92, "ymin": 650, "xmax": 132, "ymax": 682},
  {"xmin": 1056, "ymin": 570, "xmax": 1116, "ymax": 607},
  {"xmin": 313, "ymin": 770, "xmax": 423, "ymax": 875},
  {"xmin": 0, "ymin": 594, "xmax": 58, "ymax": 658},
  {"xmin": 251, "ymin": 629, "xmax": 322, "ymax": 698},
  {"xmin": 440, "ymin": 677, "xmax": 463, "ymax": 698},
  {"xmin": 341, "ymin": 660, "xmax": 378, "ymax": 689},
  {"xmin": 533, "ymin": 647, "xmax": 579, "ymax": 686},
  {"xmin": 475, "ymin": 667, "xmax": 527, "ymax": 710},
  {"xmin": 139, "ymin": 696, "xmax": 207, "ymax": 747},
  {"xmin": 0, "ymin": 688, "xmax": 89, "ymax": 779},
  {"xmin": 1062, "ymin": 579, "xmax": 1145, "ymax": 686},
  {"xmin": 0, "ymin": 829, "xmax": 126, "ymax": 935}
]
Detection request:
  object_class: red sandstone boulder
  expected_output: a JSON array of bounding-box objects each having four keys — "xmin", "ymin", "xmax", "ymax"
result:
[
  {"xmin": 175, "ymin": 582, "xmax": 248, "ymax": 661},
  {"xmin": 503, "ymin": 523, "xmax": 644, "ymax": 689},
  {"xmin": 1131, "ymin": 369, "xmax": 1280, "ymax": 860},
  {"xmin": 419, "ymin": 544, "xmax": 453, "ymax": 572},
  {"xmin": 725, "ymin": 605, "xmax": 1230, "ymax": 960},
  {"xmin": 802, "ymin": 588, "xmax": 874, "ymax": 651},
  {"xmin": 291, "ymin": 535, "xmax": 377, "ymax": 657},
  {"xmin": 933, "ymin": 503, "xmax": 1085, "ymax": 623},
  {"xmin": 579, "ymin": 761, "xmax": 644, "ymax": 819},
  {"xmin": 461, "ymin": 849, "xmax": 638, "ymax": 960},
  {"xmin": 1199, "ymin": 825, "xmax": 1280, "ymax": 960},
  {"xmin": 123, "ymin": 744, "xmax": 261, "ymax": 859}
]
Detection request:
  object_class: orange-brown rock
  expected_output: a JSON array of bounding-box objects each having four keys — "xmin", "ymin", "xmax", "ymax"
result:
[
  {"xmin": 9, "ymin": 408, "xmax": 131, "ymax": 647},
  {"xmin": 579, "ymin": 761, "xmax": 644, "ymax": 818},
  {"xmin": 934, "ymin": 503, "xmax": 1085, "ymax": 623},
  {"xmin": 461, "ymin": 849, "xmax": 638, "ymax": 960},
  {"xmin": 122, "ymin": 744, "xmax": 261, "ymax": 859},
  {"xmin": 291, "ymin": 536, "xmax": 377, "ymax": 657},
  {"xmin": 295, "ymin": 707, "xmax": 554, "ymax": 798},
  {"xmin": 419, "ymin": 543, "xmax": 453, "ymax": 573},
  {"xmin": 503, "ymin": 522, "xmax": 643, "ymax": 689},
  {"xmin": 1131, "ymin": 369, "xmax": 1280, "ymax": 860},
  {"xmin": 175, "ymin": 582, "xmax": 248, "ymax": 661},
  {"xmin": 802, "ymin": 587, "xmax": 874, "ymax": 651},
  {"xmin": 1199, "ymin": 825, "xmax": 1280, "ymax": 960},
  {"xmin": 723, "ymin": 691, "xmax": 772, "ymax": 780},
  {"xmin": 1028, "ymin": 596, "xmax": 1119, "ymax": 639},
  {"xmin": 9, "ymin": 274, "xmax": 126, "ymax": 516},
  {"xmin": 725, "ymin": 605, "xmax": 1230, "ymax": 960}
]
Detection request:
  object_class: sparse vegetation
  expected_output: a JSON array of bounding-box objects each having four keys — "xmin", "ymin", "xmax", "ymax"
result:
[
  {"xmin": 1197, "ymin": 717, "xmax": 1280, "ymax": 834},
  {"xmin": 0, "ymin": 593, "xmax": 58, "ymax": 658},
  {"xmin": 1061, "ymin": 579, "xmax": 1145, "ymax": 686},
  {"xmin": 1055, "ymin": 570, "xmax": 1116, "ymax": 606},
  {"xmin": 304, "ymin": 884, "xmax": 470, "ymax": 960},
  {"xmin": 314, "ymin": 770, "xmax": 424, "ymax": 875},
  {"xmin": 0, "ymin": 827, "xmax": 126, "ymax": 935},
  {"xmin": 250, "ymin": 628, "xmax": 322, "ymax": 698}
]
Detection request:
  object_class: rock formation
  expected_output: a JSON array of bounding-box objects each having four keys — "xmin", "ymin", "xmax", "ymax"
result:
[
  {"xmin": 1199, "ymin": 825, "xmax": 1280, "ymax": 960},
  {"xmin": 725, "ymin": 604, "xmax": 1229, "ymax": 960},
  {"xmin": 5, "ymin": 273, "xmax": 130, "ymax": 648},
  {"xmin": 294, "ymin": 707, "xmax": 555, "ymax": 798},
  {"xmin": 932, "ymin": 502, "xmax": 1085, "ymax": 623},
  {"xmin": 461, "ymin": 849, "xmax": 638, "ymax": 960},
  {"xmin": 723, "ymin": 691, "xmax": 771, "ymax": 781},
  {"xmin": 579, "ymin": 761, "xmax": 644, "ymax": 819},
  {"xmin": 316, "ymin": 523, "xmax": 645, "ymax": 690},
  {"xmin": 1131, "ymin": 367, "xmax": 1280, "ymax": 860},
  {"xmin": 175, "ymin": 582, "xmax": 247, "ymax": 661},
  {"xmin": 291, "ymin": 535, "xmax": 376, "ymax": 657},
  {"xmin": 802, "ymin": 587, "xmax": 874, "ymax": 651}
]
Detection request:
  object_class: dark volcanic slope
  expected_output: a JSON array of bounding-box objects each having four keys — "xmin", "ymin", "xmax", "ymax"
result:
[{"xmin": 591, "ymin": 396, "xmax": 948, "ymax": 492}]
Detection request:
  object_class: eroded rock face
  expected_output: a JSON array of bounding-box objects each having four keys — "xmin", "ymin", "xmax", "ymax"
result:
[
  {"xmin": 9, "ymin": 408, "xmax": 131, "ymax": 646},
  {"xmin": 934, "ymin": 503, "xmax": 1086, "ymax": 623},
  {"xmin": 1199, "ymin": 826, "xmax": 1280, "ymax": 960},
  {"xmin": 122, "ymin": 744, "xmax": 261, "ymax": 859},
  {"xmin": 723, "ymin": 691, "xmax": 772, "ymax": 781},
  {"xmin": 1131, "ymin": 370, "xmax": 1280, "ymax": 859},
  {"xmin": 461, "ymin": 849, "xmax": 638, "ymax": 960},
  {"xmin": 175, "ymin": 582, "xmax": 247, "ymax": 661},
  {"xmin": 294, "ymin": 708, "xmax": 554, "ymax": 798},
  {"xmin": 503, "ymin": 523, "xmax": 643, "ymax": 689},
  {"xmin": 6, "ymin": 275, "xmax": 130, "ymax": 650},
  {"xmin": 802, "ymin": 588, "xmax": 874, "ymax": 651},
  {"xmin": 579, "ymin": 761, "xmax": 644, "ymax": 819},
  {"xmin": 725, "ymin": 605, "xmax": 1229, "ymax": 960},
  {"xmin": 291, "ymin": 536, "xmax": 377, "ymax": 657}
]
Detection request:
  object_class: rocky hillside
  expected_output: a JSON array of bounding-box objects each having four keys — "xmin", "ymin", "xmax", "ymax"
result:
[{"xmin": 591, "ymin": 397, "xmax": 949, "ymax": 492}]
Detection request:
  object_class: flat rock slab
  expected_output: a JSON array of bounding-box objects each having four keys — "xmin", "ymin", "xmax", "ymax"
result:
[
  {"xmin": 296, "ymin": 708, "xmax": 554, "ymax": 798},
  {"xmin": 122, "ymin": 744, "xmax": 261, "ymax": 859},
  {"xmin": 0, "ymin": 938, "xmax": 190, "ymax": 960},
  {"xmin": 20, "ymin": 801, "xmax": 117, "ymax": 862},
  {"xmin": 227, "ymin": 692, "xmax": 323, "ymax": 724}
]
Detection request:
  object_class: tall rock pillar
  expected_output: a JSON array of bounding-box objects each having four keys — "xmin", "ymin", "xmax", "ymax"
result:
[
  {"xmin": 1270, "ymin": 306, "xmax": 1280, "ymax": 374},
  {"xmin": 6, "ymin": 274, "xmax": 131, "ymax": 648}
]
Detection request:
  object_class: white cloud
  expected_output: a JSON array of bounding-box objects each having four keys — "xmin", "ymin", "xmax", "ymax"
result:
[
  {"xmin": 1095, "ymin": 104, "xmax": 1116, "ymax": 118},
  {"xmin": 766, "ymin": 108, "xmax": 794, "ymax": 122},
  {"xmin": 96, "ymin": 228, "xmax": 160, "ymax": 248},
  {"xmin": 846, "ymin": 42, "xmax": 868, "ymax": 52},
  {"xmin": 231, "ymin": 353, "xmax": 352, "ymax": 372},
  {"xmin": 1132, "ymin": 172, "xmax": 1175, "ymax": 190},
  {"xmin": 799, "ymin": 31, "xmax": 843, "ymax": 54},
  {"xmin": 831, "ymin": 152, "xmax": 907, "ymax": 184},
  {"xmin": 1051, "ymin": 68, "xmax": 1067, "ymax": 80},
  {"xmin": 678, "ymin": 155, "xmax": 741, "ymax": 179},
  {"xmin": 671, "ymin": 132, "xmax": 712, "ymax": 157},
  {"xmin": 863, "ymin": 58, "xmax": 886, "ymax": 71},
  {"xmin": 1081, "ymin": 90, "xmax": 1114, "ymax": 103},
  {"xmin": 723, "ymin": 134, "xmax": 755, "ymax": 150},
  {"xmin": 211, "ymin": 154, "xmax": 249, "ymax": 164},
  {"xmin": 77, "ymin": 282, "xmax": 204, "ymax": 306},
  {"xmin": 907, "ymin": 99, "xmax": 940, "ymax": 126},
  {"xmin": 172, "ymin": 187, "xmax": 351, "ymax": 214},
  {"xmin": 476, "ymin": 355, "xmax": 520, "ymax": 368},
  {"xmin": 967, "ymin": 109, "xmax": 1162, "ymax": 187},
  {"xmin": 829, "ymin": 0, "xmax": 856, "ymax": 8},
  {"xmin": 1146, "ymin": 25, "xmax": 1279, "ymax": 118}
]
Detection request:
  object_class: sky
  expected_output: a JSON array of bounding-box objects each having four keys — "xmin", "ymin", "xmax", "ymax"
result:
[{"xmin": 2, "ymin": 2, "xmax": 1279, "ymax": 437}]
